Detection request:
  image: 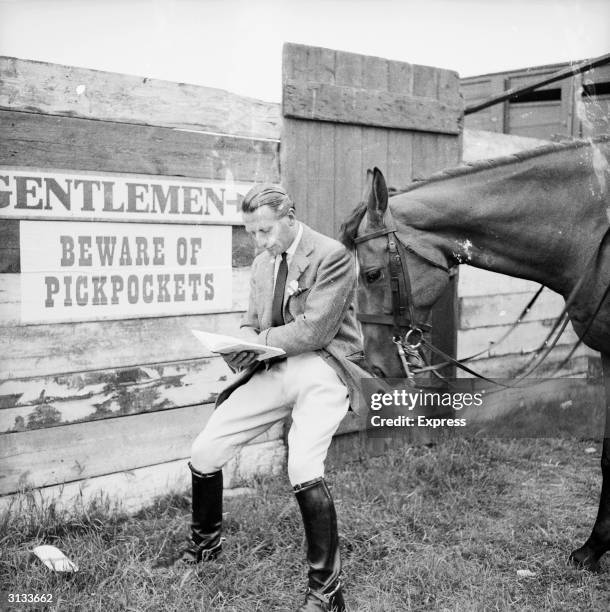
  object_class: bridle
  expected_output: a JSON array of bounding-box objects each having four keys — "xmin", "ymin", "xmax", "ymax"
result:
[
  {"xmin": 353, "ymin": 209, "xmax": 450, "ymax": 381},
  {"xmin": 353, "ymin": 209, "xmax": 610, "ymax": 386}
]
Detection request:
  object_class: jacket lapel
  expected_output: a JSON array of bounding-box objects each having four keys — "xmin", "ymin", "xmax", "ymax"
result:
[{"xmin": 283, "ymin": 225, "xmax": 313, "ymax": 321}]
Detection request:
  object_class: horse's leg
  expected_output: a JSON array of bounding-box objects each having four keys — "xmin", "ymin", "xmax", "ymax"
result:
[{"xmin": 570, "ymin": 351, "xmax": 610, "ymax": 572}]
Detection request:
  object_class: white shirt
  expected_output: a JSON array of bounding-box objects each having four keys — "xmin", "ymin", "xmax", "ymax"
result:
[{"xmin": 273, "ymin": 222, "xmax": 303, "ymax": 290}]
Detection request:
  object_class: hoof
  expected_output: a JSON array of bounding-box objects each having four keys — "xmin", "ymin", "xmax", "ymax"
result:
[{"xmin": 568, "ymin": 546, "xmax": 601, "ymax": 573}]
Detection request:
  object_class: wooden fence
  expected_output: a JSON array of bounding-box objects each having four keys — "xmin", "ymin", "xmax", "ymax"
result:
[
  {"xmin": 0, "ymin": 45, "xmax": 464, "ymax": 512},
  {"xmin": 0, "ymin": 57, "xmax": 284, "ymax": 513},
  {"xmin": 1, "ymin": 49, "xmax": 598, "ymax": 515}
]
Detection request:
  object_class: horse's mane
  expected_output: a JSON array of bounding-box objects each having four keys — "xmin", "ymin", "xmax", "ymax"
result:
[{"xmin": 339, "ymin": 135, "xmax": 610, "ymax": 249}]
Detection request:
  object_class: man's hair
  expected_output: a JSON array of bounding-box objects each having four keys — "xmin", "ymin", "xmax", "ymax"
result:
[{"xmin": 241, "ymin": 183, "xmax": 295, "ymax": 216}]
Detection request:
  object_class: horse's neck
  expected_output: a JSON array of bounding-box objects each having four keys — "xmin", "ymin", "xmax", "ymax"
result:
[{"xmin": 395, "ymin": 144, "xmax": 609, "ymax": 298}]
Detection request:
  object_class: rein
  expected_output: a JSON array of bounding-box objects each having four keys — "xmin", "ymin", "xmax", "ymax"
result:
[{"xmin": 355, "ymin": 213, "xmax": 610, "ymax": 387}]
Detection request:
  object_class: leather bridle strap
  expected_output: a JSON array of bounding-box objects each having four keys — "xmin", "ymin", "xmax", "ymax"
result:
[
  {"xmin": 355, "ymin": 225, "xmax": 433, "ymax": 336},
  {"xmin": 353, "ymin": 206, "xmax": 448, "ymax": 338},
  {"xmin": 353, "ymin": 227, "xmax": 395, "ymax": 243}
]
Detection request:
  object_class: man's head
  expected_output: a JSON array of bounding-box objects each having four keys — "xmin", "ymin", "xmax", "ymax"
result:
[{"xmin": 241, "ymin": 183, "xmax": 298, "ymax": 257}]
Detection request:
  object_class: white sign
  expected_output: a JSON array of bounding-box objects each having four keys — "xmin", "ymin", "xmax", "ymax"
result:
[
  {"xmin": 0, "ymin": 167, "xmax": 249, "ymax": 224},
  {"xmin": 20, "ymin": 221, "xmax": 233, "ymax": 323}
]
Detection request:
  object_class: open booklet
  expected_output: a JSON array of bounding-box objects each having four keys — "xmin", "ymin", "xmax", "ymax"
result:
[{"xmin": 191, "ymin": 329, "xmax": 285, "ymax": 362}]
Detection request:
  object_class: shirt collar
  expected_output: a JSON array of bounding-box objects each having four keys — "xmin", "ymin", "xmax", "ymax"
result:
[{"xmin": 284, "ymin": 222, "xmax": 303, "ymax": 259}]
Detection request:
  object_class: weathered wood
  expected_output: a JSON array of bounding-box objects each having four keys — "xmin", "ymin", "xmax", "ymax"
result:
[
  {"xmin": 458, "ymin": 319, "xmax": 579, "ymax": 359},
  {"xmin": 0, "ymin": 110, "xmax": 280, "ymax": 185},
  {"xmin": 0, "ymin": 356, "xmax": 232, "ymax": 433},
  {"xmin": 332, "ymin": 50, "xmax": 363, "ymax": 237},
  {"xmin": 307, "ymin": 47, "xmax": 337, "ymax": 235},
  {"xmin": 283, "ymin": 79, "xmax": 461, "ymax": 135},
  {"xmin": 0, "ymin": 308, "xmax": 247, "ymax": 378},
  {"xmin": 0, "ymin": 438, "xmax": 285, "ymax": 514},
  {"xmin": 360, "ymin": 55, "xmax": 389, "ymax": 183},
  {"xmin": 282, "ymin": 44, "xmax": 462, "ymax": 237},
  {"xmin": 0, "ymin": 56, "xmax": 281, "ymax": 140},
  {"xmin": 281, "ymin": 46, "xmax": 313, "ymax": 232},
  {"xmin": 459, "ymin": 289, "xmax": 566, "ymax": 330},
  {"xmin": 386, "ymin": 61, "xmax": 414, "ymax": 189},
  {"xmin": 0, "ymin": 403, "xmax": 284, "ymax": 495}
]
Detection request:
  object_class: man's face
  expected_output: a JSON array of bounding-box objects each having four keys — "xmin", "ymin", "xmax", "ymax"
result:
[{"xmin": 243, "ymin": 205, "xmax": 297, "ymax": 257}]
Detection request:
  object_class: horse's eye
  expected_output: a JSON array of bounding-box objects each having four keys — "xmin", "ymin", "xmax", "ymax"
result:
[{"xmin": 365, "ymin": 269, "xmax": 383, "ymax": 283}]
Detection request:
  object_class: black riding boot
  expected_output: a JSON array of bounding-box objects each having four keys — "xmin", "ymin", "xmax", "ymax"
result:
[
  {"xmin": 294, "ymin": 478, "xmax": 346, "ymax": 612},
  {"xmin": 176, "ymin": 463, "xmax": 223, "ymax": 564}
]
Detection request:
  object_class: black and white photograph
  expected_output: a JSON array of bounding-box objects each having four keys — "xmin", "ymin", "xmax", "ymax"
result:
[{"xmin": 1, "ymin": 1, "xmax": 609, "ymax": 610}]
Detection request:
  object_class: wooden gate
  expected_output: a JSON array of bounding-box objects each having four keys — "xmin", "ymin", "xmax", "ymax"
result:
[{"xmin": 280, "ymin": 43, "xmax": 463, "ymax": 378}]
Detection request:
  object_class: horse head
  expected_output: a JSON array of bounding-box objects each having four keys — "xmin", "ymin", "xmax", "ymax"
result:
[{"xmin": 340, "ymin": 167, "xmax": 452, "ymax": 379}]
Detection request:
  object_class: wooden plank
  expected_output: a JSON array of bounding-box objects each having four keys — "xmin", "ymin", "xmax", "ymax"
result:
[
  {"xmin": 0, "ymin": 403, "xmax": 285, "ymax": 495},
  {"xmin": 360, "ymin": 55, "xmax": 389, "ymax": 186},
  {"xmin": 386, "ymin": 62, "xmax": 414, "ymax": 188},
  {"xmin": 489, "ymin": 75, "xmax": 507, "ymax": 133},
  {"xmin": 307, "ymin": 47, "xmax": 336, "ymax": 236},
  {"xmin": 464, "ymin": 110, "xmax": 495, "ymax": 133},
  {"xmin": 509, "ymin": 102, "xmax": 563, "ymax": 129},
  {"xmin": 0, "ymin": 266, "xmax": 250, "ymax": 327},
  {"xmin": 458, "ymin": 319, "xmax": 579, "ymax": 359},
  {"xmin": 458, "ymin": 267, "xmax": 541, "ymax": 297},
  {"xmin": 0, "ymin": 438, "xmax": 285, "ymax": 515},
  {"xmin": 333, "ymin": 51, "xmax": 363, "ymax": 231},
  {"xmin": 0, "ymin": 309, "xmax": 246, "ymax": 378},
  {"xmin": 0, "ymin": 219, "xmax": 19, "ymax": 273},
  {"xmin": 0, "ymin": 56, "xmax": 281, "ymax": 140},
  {"xmin": 280, "ymin": 45, "xmax": 310, "ymax": 226},
  {"xmin": 232, "ymin": 226, "xmax": 256, "ymax": 267},
  {"xmin": 0, "ymin": 110, "xmax": 280, "ymax": 184},
  {"xmin": 0, "ymin": 356, "xmax": 231, "ymax": 433},
  {"xmin": 283, "ymin": 79, "xmax": 461, "ymax": 135},
  {"xmin": 459, "ymin": 290, "xmax": 566, "ymax": 330},
  {"xmin": 437, "ymin": 68, "xmax": 463, "ymax": 166},
  {"xmin": 460, "ymin": 78, "xmax": 494, "ymax": 103},
  {"xmin": 411, "ymin": 65, "xmax": 440, "ymax": 180}
]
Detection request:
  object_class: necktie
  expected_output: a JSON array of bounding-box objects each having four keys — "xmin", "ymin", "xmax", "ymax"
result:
[{"xmin": 271, "ymin": 252, "xmax": 288, "ymax": 327}]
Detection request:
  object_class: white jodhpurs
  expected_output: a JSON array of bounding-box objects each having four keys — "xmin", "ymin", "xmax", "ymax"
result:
[{"xmin": 190, "ymin": 352, "xmax": 350, "ymax": 485}]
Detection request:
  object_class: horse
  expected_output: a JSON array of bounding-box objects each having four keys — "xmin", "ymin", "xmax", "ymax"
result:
[{"xmin": 339, "ymin": 136, "xmax": 610, "ymax": 572}]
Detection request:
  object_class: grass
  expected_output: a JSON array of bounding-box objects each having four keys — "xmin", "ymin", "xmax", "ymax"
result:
[{"xmin": 2, "ymin": 437, "xmax": 610, "ymax": 611}]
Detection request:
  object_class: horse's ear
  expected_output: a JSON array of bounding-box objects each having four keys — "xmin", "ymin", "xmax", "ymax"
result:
[
  {"xmin": 361, "ymin": 169, "xmax": 373, "ymax": 201},
  {"xmin": 367, "ymin": 167, "xmax": 388, "ymax": 223}
]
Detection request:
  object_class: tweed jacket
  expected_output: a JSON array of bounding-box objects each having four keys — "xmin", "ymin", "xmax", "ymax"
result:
[{"xmin": 216, "ymin": 223, "xmax": 370, "ymax": 414}]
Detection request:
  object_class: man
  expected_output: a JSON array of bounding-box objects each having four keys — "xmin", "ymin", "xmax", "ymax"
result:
[{"xmin": 178, "ymin": 183, "xmax": 367, "ymax": 612}]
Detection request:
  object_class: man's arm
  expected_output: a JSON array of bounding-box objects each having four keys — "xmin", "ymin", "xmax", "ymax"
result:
[{"xmin": 258, "ymin": 245, "xmax": 356, "ymax": 356}]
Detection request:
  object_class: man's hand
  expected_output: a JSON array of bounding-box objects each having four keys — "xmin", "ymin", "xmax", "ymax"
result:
[{"xmin": 223, "ymin": 350, "xmax": 259, "ymax": 370}]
